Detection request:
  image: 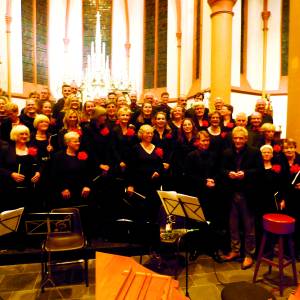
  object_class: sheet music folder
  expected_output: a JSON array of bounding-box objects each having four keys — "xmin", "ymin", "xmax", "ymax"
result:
[
  {"xmin": 0, "ymin": 207, "xmax": 24, "ymax": 236},
  {"xmin": 157, "ymin": 191, "xmax": 206, "ymax": 222}
]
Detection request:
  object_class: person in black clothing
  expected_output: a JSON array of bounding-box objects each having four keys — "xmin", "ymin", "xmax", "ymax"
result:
[
  {"xmin": 255, "ymin": 145, "xmax": 288, "ymax": 248},
  {"xmin": 51, "ymin": 131, "xmax": 92, "ymax": 208},
  {"xmin": 111, "ymin": 106, "xmax": 138, "ymax": 179},
  {"xmin": 152, "ymin": 92, "xmax": 172, "ymax": 120},
  {"xmin": 185, "ymin": 92, "xmax": 209, "ymax": 120},
  {"xmin": 51, "ymin": 131, "xmax": 93, "ymax": 237},
  {"xmin": 0, "ymin": 102, "xmax": 21, "ymax": 142},
  {"xmin": 184, "ymin": 130, "xmax": 223, "ymax": 261},
  {"xmin": 191, "ymin": 102, "xmax": 209, "ymax": 131},
  {"xmin": 0, "ymin": 125, "xmax": 41, "ymax": 211},
  {"xmin": 220, "ymin": 126, "xmax": 263, "ymax": 269},
  {"xmin": 126, "ymin": 124, "xmax": 164, "ymax": 222},
  {"xmin": 19, "ymin": 98, "xmax": 38, "ymax": 133},
  {"xmin": 52, "ymin": 84, "xmax": 72, "ymax": 120},
  {"xmin": 247, "ymin": 98, "xmax": 273, "ymax": 125},
  {"xmin": 132, "ymin": 102, "xmax": 153, "ymax": 131},
  {"xmin": 152, "ymin": 111, "xmax": 175, "ymax": 189},
  {"xmin": 184, "ymin": 131, "xmax": 218, "ymax": 219},
  {"xmin": 281, "ymin": 139, "xmax": 300, "ymax": 258},
  {"xmin": 169, "ymin": 118, "xmax": 198, "ymax": 192}
]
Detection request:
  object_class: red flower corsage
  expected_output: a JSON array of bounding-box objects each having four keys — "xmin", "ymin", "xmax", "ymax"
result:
[
  {"xmin": 271, "ymin": 164, "xmax": 281, "ymax": 173},
  {"xmin": 71, "ymin": 128, "xmax": 82, "ymax": 136},
  {"xmin": 77, "ymin": 151, "xmax": 88, "ymax": 160},
  {"xmin": 290, "ymin": 164, "xmax": 300, "ymax": 174},
  {"xmin": 226, "ymin": 122, "xmax": 234, "ymax": 129},
  {"xmin": 165, "ymin": 132, "xmax": 172, "ymax": 139},
  {"xmin": 80, "ymin": 117, "xmax": 89, "ymax": 123},
  {"xmin": 50, "ymin": 119, "xmax": 56, "ymax": 126},
  {"xmin": 28, "ymin": 147, "xmax": 38, "ymax": 156},
  {"xmin": 155, "ymin": 147, "xmax": 164, "ymax": 158},
  {"xmin": 100, "ymin": 127, "xmax": 110, "ymax": 136},
  {"xmin": 193, "ymin": 140, "xmax": 200, "ymax": 147},
  {"xmin": 221, "ymin": 132, "xmax": 227, "ymax": 139},
  {"xmin": 273, "ymin": 144, "xmax": 281, "ymax": 153},
  {"xmin": 201, "ymin": 120, "xmax": 209, "ymax": 127},
  {"xmin": 126, "ymin": 128, "xmax": 135, "ymax": 136},
  {"xmin": 115, "ymin": 120, "xmax": 120, "ymax": 125}
]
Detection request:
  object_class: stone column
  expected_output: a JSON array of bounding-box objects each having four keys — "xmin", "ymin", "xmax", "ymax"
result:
[
  {"xmin": 208, "ymin": 0, "xmax": 237, "ymax": 105},
  {"xmin": 287, "ymin": 0, "xmax": 300, "ymax": 144}
]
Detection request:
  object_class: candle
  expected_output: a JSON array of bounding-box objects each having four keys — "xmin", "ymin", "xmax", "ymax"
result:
[
  {"xmin": 6, "ymin": 0, "xmax": 11, "ymax": 16},
  {"xmin": 17, "ymin": 163, "xmax": 21, "ymax": 174}
]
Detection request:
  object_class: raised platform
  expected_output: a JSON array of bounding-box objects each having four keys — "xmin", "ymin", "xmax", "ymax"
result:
[{"xmin": 0, "ymin": 237, "xmax": 150, "ymax": 266}]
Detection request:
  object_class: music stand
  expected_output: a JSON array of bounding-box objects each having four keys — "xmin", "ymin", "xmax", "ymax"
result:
[
  {"xmin": 25, "ymin": 211, "xmax": 74, "ymax": 297},
  {"xmin": 0, "ymin": 207, "xmax": 24, "ymax": 237},
  {"xmin": 157, "ymin": 191, "xmax": 206, "ymax": 298}
]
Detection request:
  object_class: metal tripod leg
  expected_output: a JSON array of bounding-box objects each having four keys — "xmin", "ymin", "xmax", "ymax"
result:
[{"xmin": 40, "ymin": 252, "xmax": 65, "ymax": 299}]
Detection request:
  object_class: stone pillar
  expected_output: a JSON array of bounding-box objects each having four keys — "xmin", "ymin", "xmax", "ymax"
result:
[
  {"xmin": 208, "ymin": 0, "xmax": 237, "ymax": 105},
  {"xmin": 287, "ymin": 0, "xmax": 300, "ymax": 144}
]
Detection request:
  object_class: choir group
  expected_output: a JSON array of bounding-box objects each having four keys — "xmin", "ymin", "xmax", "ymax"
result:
[{"xmin": 0, "ymin": 86, "xmax": 299, "ymax": 269}]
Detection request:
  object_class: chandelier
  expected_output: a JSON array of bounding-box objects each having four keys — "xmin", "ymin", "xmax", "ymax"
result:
[{"xmin": 80, "ymin": 11, "xmax": 133, "ymax": 101}]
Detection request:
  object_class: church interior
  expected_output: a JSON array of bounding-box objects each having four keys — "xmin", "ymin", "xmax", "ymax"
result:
[{"xmin": 1, "ymin": 0, "xmax": 300, "ymax": 299}]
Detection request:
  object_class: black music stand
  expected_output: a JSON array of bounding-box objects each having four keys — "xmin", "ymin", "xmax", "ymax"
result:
[
  {"xmin": 25, "ymin": 211, "xmax": 74, "ymax": 297},
  {"xmin": 157, "ymin": 190, "xmax": 206, "ymax": 298},
  {"xmin": 0, "ymin": 207, "xmax": 24, "ymax": 237}
]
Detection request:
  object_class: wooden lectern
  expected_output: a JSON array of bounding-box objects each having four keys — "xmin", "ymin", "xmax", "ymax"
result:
[{"xmin": 95, "ymin": 252, "xmax": 189, "ymax": 300}]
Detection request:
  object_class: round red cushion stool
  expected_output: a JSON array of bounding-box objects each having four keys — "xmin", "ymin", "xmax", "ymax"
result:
[{"xmin": 253, "ymin": 213, "xmax": 298, "ymax": 296}]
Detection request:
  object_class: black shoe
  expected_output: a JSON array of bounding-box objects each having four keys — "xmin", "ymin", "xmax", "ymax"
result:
[
  {"xmin": 189, "ymin": 250, "xmax": 200, "ymax": 261},
  {"xmin": 211, "ymin": 251, "xmax": 224, "ymax": 263}
]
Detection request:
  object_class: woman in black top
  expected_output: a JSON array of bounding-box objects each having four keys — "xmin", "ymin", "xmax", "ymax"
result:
[
  {"xmin": 51, "ymin": 131, "xmax": 92, "ymax": 209},
  {"xmin": 28, "ymin": 114, "xmax": 55, "ymax": 210},
  {"xmin": 169, "ymin": 118, "xmax": 198, "ymax": 192},
  {"xmin": 0, "ymin": 125, "xmax": 41, "ymax": 211},
  {"xmin": 282, "ymin": 139, "xmax": 300, "ymax": 258},
  {"xmin": 127, "ymin": 124, "xmax": 164, "ymax": 222}
]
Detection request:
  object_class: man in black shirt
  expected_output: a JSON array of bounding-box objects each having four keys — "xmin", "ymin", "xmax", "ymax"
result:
[{"xmin": 220, "ymin": 126, "xmax": 263, "ymax": 269}]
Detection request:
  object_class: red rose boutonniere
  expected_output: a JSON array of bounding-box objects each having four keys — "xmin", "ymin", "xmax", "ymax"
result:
[
  {"xmin": 115, "ymin": 120, "xmax": 120, "ymax": 125},
  {"xmin": 221, "ymin": 132, "xmax": 227, "ymax": 139},
  {"xmin": 165, "ymin": 132, "xmax": 172, "ymax": 139},
  {"xmin": 273, "ymin": 144, "xmax": 281, "ymax": 153},
  {"xmin": 126, "ymin": 128, "xmax": 135, "ymax": 136},
  {"xmin": 290, "ymin": 164, "xmax": 300, "ymax": 174},
  {"xmin": 271, "ymin": 164, "xmax": 281, "ymax": 173},
  {"xmin": 155, "ymin": 147, "xmax": 164, "ymax": 158},
  {"xmin": 226, "ymin": 122, "xmax": 234, "ymax": 129},
  {"xmin": 201, "ymin": 120, "xmax": 209, "ymax": 127},
  {"xmin": 77, "ymin": 151, "xmax": 88, "ymax": 161},
  {"xmin": 28, "ymin": 147, "xmax": 38, "ymax": 156},
  {"xmin": 100, "ymin": 127, "xmax": 110, "ymax": 136}
]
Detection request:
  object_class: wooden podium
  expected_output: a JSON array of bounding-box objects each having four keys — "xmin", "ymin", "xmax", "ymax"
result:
[{"xmin": 95, "ymin": 252, "xmax": 189, "ymax": 300}]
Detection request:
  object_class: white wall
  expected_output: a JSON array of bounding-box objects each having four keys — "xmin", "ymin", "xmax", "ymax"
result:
[
  {"xmin": 231, "ymin": 92, "xmax": 287, "ymax": 137},
  {"xmin": 167, "ymin": 0, "xmax": 179, "ymax": 98},
  {"xmin": 200, "ymin": 0, "xmax": 211, "ymax": 90},
  {"xmin": 0, "ymin": 0, "xmax": 23, "ymax": 94},
  {"xmin": 48, "ymin": 0, "xmax": 82, "ymax": 99}
]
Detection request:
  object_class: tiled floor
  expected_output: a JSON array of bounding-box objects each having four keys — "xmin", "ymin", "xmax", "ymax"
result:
[{"xmin": 0, "ymin": 253, "xmax": 298, "ymax": 300}]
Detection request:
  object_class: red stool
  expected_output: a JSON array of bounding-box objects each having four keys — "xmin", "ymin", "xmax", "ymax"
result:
[{"xmin": 253, "ymin": 213, "xmax": 298, "ymax": 296}]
